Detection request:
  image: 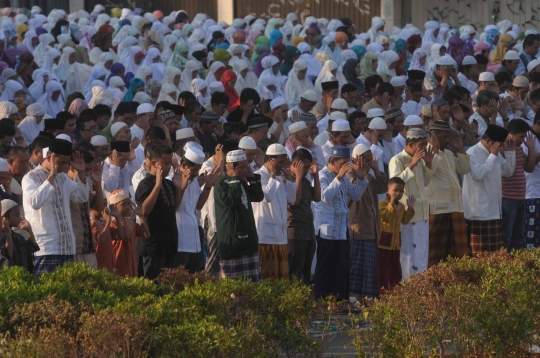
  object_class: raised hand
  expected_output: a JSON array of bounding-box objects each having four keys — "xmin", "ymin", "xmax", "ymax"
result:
[
  {"xmin": 498, "ymin": 97, "xmax": 510, "ymax": 116},
  {"xmin": 2, "ymin": 217, "xmax": 11, "ymax": 235},
  {"xmin": 451, "ymin": 104, "xmax": 464, "ymax": 121},
  {"xmin": 102, "ymin": 207, "xmax": 112, "ymax": 222},
  {"xmin": 405, "ymin": 87, "xmax": 413, "ymax": 101},
  {"xmin": 255, "ymin": 148, "xmax": 265, "ymax": 167},
  {"xmin": 406, "ymin": 195, "xmax": 416, "ymax": 208},
  {"xmin": 90, "ymin": 159, "xmax": 103, "ymax": 183},
  {"xmin": 47, "ymin": 154, "xmax": 57, "ymax": 182},
  {"xmin": 336, "ymin": 162, "xmax": 352, "ymax": 180},
  {"xmin": 215, "ymin": 120, "xmax": 224, "ymax": 137},
  {"xmin": 488, "ymin": 99, "xmax": 499, "ymax": 118},
  {"xmin": 171, "ymin": 166, "xmax": 182, "ymax": 188},
  {"xmin": 291, "ymin": 110, "xmax": 300, "ymax": 123},
  {"xmin": 214, "ymin": 144, "xmax": 225, "ymax": 164},
  {"xmin": 17, "ymin": 218, "xmax": 32, "ymax": 232},
  {"xmin": 381, "ymin": 92, "xmax": 390, "ymax": 109},
  {"xmin": 131, "ymin": 202, "xmax": 144, "ymax": 217},
  {"xmin": 204, "ymin": 166, "xmax": 222, "ymax": 187},
  {"xmin": 243, "ymin": 99, "xmax": 255, "ymax": 113},
  {"xmin": 391, "ymin": 95, "xmax": 403, "ymax": 109},
  {"xmin": 70, "ymin": 151, "xmax": 85, "ymax": 173},
  {"xmin": 109, "ymin": 150, "xmax": 119, "ymax": 166},
  {"xmin": 369, "ymin": 129, "xmax": 379, "ymax": 145},
  {"xmin": 108, "ymin": 204, "xmax": 121, "ymax": 218},
  {"xmin": 432, "ymin": 104, "xmax": 442, "ymax": 122},
  {"xmin": 410, "ymin": 148, "xmax": 425, "ymax": 169},
  {"xmin": 180, "ymin": 167, "xmax": 191, "ymax": 190},
  {"xmin": 505, "ymin": 136, "xmax": 516, "ymax": 151},
  {"xmin": 309, "ymin": 161, "xmax": 318, "ymax": 175},
  {"xmin": 490, "ymin": 141, "xmax": 501, "ymax": 155},
  {"xmin": 423, "ymin": 147, "xmax": 435, "ymax": 165},
  {"xmin": 130, "ymin": 137, "xmax": 141, "ymax": 151},
  {"xmin": 155, "ymin": 165, "xmax": 164, "ymax": 188},
  {"xmin": 524, "ymin": 132, "xmax": 536, "ymax": 149},
  {"xmin": 268, "ymin": 158, "xmax": 277, "ymax": 178},
  {"xmin": 449, "ymin": 132, "xmax": 464, "ymax": 151},
  {"xmin": 352, "ymin": 155, "xmax": 369, "ymax": 179},
  {"xmin": 514, "ymin": 98, "xmax": 526, "ymax": 111},
  {"xmin": 291, "ymin": 160, "xmax": 305, "ymax": 178}
]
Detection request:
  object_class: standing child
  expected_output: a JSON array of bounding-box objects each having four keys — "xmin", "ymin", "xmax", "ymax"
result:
[
  {"xmin": 1, "ymin": 199, "xmax": 40, "ymax": 273},
  {"xmin": 378, "ymin": 178, "xmax": 416, "ymax": 293},
  {"xmin": 109, "ymin": 189, "xmax": 149, "ymax": 277},
  {"xmin": 90, "ymin": 198, "xmax": 116, "ymax": 273}
]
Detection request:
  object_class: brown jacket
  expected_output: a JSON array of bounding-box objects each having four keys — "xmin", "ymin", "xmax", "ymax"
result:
[{"xmin": 347, "ymin": 172, "xmax": 388, "ymax": 240}]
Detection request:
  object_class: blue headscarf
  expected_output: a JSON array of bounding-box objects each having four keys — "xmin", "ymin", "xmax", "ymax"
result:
[
  {"xmin": 352, "ymin": 45, "xmax": 367, "ymax": 62},
  {"xmin": 216, "ymin": 42, "xmax": 229, "ymax": 50},
  {"xmin": 485, "ymin": 28, "xmax": 500, "ymax": 51},
  {"xmin": 123, "ymin": 78, "xmax": 145, "ymax": 102},
  {"xmin": 269, "ymin": 30, "xmax": 283, "ymax": 47}
]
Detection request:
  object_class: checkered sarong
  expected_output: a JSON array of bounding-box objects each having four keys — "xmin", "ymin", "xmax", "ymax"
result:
[
  {"xmin": 220, "ymin": 252, "xmax": 262, "ymax": 283},
  {"xmin": 33, "ymin": 255, "xmax": 74, "ymax": 276},
  {"xmin": 350, "ymin": 240, "xmax": 379, "ymax": 297},
  {"xmin": 469, "ymin": 219, "xmax": 503, "ymax": 255},
  {"xmin": 429, "ymin": 212, "xmax": 469, "ymax": 267}
]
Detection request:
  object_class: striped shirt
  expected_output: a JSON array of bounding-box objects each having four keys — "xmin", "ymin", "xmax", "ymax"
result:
[{"xmin": 502, "ymin": 147, "xmax": 526, "ymax": 200}]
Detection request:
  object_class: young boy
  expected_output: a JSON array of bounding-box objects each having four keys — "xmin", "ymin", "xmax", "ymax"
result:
[
  {"xmin": 176, "ymin": 146, "xmax": 221, "ymax": 274},
  {"xmin": 502, "ymin": 119, "xmax": 536, "ymax": 251},
  {"xmin": 389, "ymin": 128, "xmax": 434, "ymax": 279},
  {"xmin": 90, "ymin": 196, "xmax": 116, "ymax": 273},
  {"xmin": 287, "ymin": 148, "xmax": 321, "ymax": 285},
  {"xmin": 1, "ymin": 199, "xmax": 40, "ymax": 273},
  {"xmin": 378, "ymin": 178, "xmax": 415, "ymax": 293},
  {"xmin": 109, "ymin": 189, "xmax": 149, "ymax": 277}
]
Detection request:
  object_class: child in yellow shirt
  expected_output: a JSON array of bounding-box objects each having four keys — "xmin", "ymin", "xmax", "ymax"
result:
[{"xmin": 378, "ymin": 177, "xmax": 415, "ymax": 293}]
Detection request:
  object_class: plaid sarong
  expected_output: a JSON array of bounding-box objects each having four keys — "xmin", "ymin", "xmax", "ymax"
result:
[
  {"xmin": 220, "ymin": 252, "xmax": 262, "ymax": 283},
  {"xmin": 429, "ymin": 212, "xmax": 469, "ymax": 267},
  {"xmin": 350, "ymin": 240, "xmax": 379, "ymax": 297},
  {"xmin": 33, "ymin": 255, "xmax": 74, "ymax": 276},
  {"xmin": 525, "ymin": 198, "xmax": 540, "ymax": 249},
  {"xmin": 258, "ymin": 244, "xmax": 289, "ymax": 280},
  {"xmin": 469, "ymin": 219, "xmax": 503, "ymax": 255}
]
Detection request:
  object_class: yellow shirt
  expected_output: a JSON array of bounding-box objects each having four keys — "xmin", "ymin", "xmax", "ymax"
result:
[{"xmin": 378, "ymin": 198, "xmax": 415, "ymax": 250}]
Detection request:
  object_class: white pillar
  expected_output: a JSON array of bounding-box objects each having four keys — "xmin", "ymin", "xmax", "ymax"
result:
[
  {"xmin": 69, "ymin": 0, "xmax": 84, "ymax": 13},
  {"xmin": 218, "ymin": 0, "xmax": 234, "ymax": 24},
  {"xmin": 381, "ymin": 0, "xmax": 403, "ymax": 29}
]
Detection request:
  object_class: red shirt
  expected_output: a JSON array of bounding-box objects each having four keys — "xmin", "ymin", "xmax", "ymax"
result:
[{"xmin": 502, "ymin": 146, "xmax": 526, "ymax": 200}]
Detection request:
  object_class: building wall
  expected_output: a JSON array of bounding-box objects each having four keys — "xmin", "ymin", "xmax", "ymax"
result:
[{"xmin": 409, "ymin": 0, "xmax": 540, "ymax": 32}]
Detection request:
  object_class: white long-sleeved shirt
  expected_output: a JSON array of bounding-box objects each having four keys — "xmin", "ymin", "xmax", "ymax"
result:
[
  {"xmin": 463, "ymin": 142, "xmax": 516, "ymax": 220},
  {"xmin": 199, "ymin": 158, "xmax": 217, "ymax": 233},
  {"xmin": 401, "ymin": 97, "xmax": 431, "ymax": 117},
  {"xmin": 523, "ymin": 138, "xmax": 540, "ymax": 199},
  {"xmin": 394, "ymin": 133, "xmax": 406, "ymax": 154},
  {"xmin": 22, "ymin": 166, "xmax": 89, "ymax": 256},
  {"xmin": 176, "ymin": 178, "xmax": 202, "ymax": 253},
  {"xmin": 468, "ymin": 111, "xmax": 505, "ymax": 139},
  {"xmin": 313, "ymin": 166, "xmax": 368, "ymax": 240},
  {"xmin": 457, "ymin": 72, "xmax": 478, "ymax": 95},
  {"xmin": 253, "ymin": 165, "xmax": 296, "ymax": 245},
  {"xmin": 130, "ymin": 124, "xmax": 145, "ymax": 142},
  {"xmin": 102, "ymin": 157, "xmax": 137, "ymax": 198}
]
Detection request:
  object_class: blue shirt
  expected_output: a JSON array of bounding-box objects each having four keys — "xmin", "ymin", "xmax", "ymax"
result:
[
  {"xmin": 0, "ymin": 188, "xmax": 19, "ymax": 203},
  {"xmin": 515, "ymin": 50, "xmax": 535, "ymax": 76},
  {"xmin": 313, "ymin": 166, "xmax": 368, "ymax": 240}
]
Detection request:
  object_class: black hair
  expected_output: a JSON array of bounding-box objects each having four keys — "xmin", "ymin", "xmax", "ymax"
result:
[
  {"xmin": 257, "ymin": 138, "xmax": 274, "ymax": 152},
  {"xmin": 155, "ymin": 101, "xmax": 171, "ymax": 114},
  {"xmin": 534, "ymin": 110, "xmax": 540, "ymax": 125},
  {"xmin": 76, "ymin": 116, "xmax": 95, "ymax": 131},
  {"xmin": 0, "ymin": 122, "xmax": 15, "ymax": 139},
  {"xmin": 452, "ymin": 85, "xmax": 471, "ymax": 98},
  {"xmin": 388, "ymin": 177, "xmax": 405, "ymax": 186},
  {"xmin": 179, "ymin": 91, "xmax": 196, "ymax": 103},
  {"xmin": 495, "ymin": 71, "xmax": 512, "ymax": 86},
  {"xmin": 364, "ymin": 75, "xmax": 383, "ymax": 92},
  {"xmin": 144, "ymin": 126, "xmax": 167, "ymax": 141},
  {"xmin": 240, "ymin": 88, "xmax": 261, "ymax": 106},
  {"xmin": 184, "ymin": 99, "xmax": 202, "ymax": 114},
  {"xmin": 114, "ymin": 102, "xmax": 133, "ymax": 116},
  {"xmin": 458, "ymin": 103, "xmax": 471, "ymax": 114},
  {"xmin": 211, "ymin": 91, "xmax": 230, "ymax": 106},
  {"xmin": 143, "ymin": 141, "xmax": 161, "ymax": 158},
  {"xmin": 530, "ymin": 88, "xmax": 540, "ymax": 103},
  {"xmin": 443, "ymin": 90, "xmax": 462, "ymax": 106},
  {"xmin": 385, "ymin": 108, "xmax": 403, "ymax": 125},
  {"xmin": 477, "ymin": 89, "xmax": 500, "ymax": 107},
  {"xmin": 523, "ymin": 34, "xmax": 540, "ymax": 49},
  {"xmin": 507, "ymin": 118, "xmax": 530, "ymax": 134},
  {"xmin": 407, "ymin": 80, "xmax": 422, "ymax": 93},
  {"xmin": 78, "ymin": 108, "xmax": 97, "ymax": 121},
  {"xmin": 168, "ymin": 104, "xmax": 184, "ymax": 116},
  {"xmin": 56, "ymin": 111, "xmax": 75, "ymax": 122},
  {"xmin": 6, "ymin": 145, "xmax": 27, "ymax": 160},
  {"xmin": 29, "ymin": 136, "xmax": 50, "ymax": 153},
  {"xmin": 92, "ymin": 104, "xmax": 110, "ymax": 117},
  {"xmin": 291, "ymin": 148, "xmax": 313, "ymax": 162},
  {"xmin": 181, "ymin": 156, "xmax": 199, "ymax": 167},
  {"xmin": 376, "ymin": 82, "xmax": 395, "ymax": 96},
  {"xmin": 64, "ymin": 92, "xmax": 85, "ymax": 111},
  {"xmin": 474, "ymin": 54, "xmax": 489, "ymax": 65},
  {"xmin": 78, "ymin": 150, "xmax": 94, "ymax": 164},
  {"xmin": 224, "ymin": 122, "xmax": 242, "ymax": 136},
  {"xmin": 347, "ymin": 111, "xmax": 366, "ymax": 130},
  {"xmin": 459, "ymin": 64, "xmax": 472, "ymax": 73},
  {"xmin": 341, "ymin": 83, "xmax": 357, "ymax": 94},
  {"xmin": 148, "ymin": 143, "xmax": 173, "ymax": 161},
  {"xmin": 73, "ymin": 140, "xmax": 96, "ymax": 153},
  {"xmin": 129, "ymin": 101, "xmax": 139, "ymax": 113},
  {"xmin": 405, "ymin": 136, "xmax": 426, "ymax": 145}
]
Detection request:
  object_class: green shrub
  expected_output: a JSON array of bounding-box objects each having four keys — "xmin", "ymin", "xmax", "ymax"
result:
[
  {"xmin": 350, "ymin": 249, "xmax": 540, "ymax": 357},
  {"xmin": 0, "ymin": 264, "xmax": 321, "ymax": 358}
]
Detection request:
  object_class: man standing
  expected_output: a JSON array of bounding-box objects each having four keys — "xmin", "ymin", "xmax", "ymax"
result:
[
  {"xmin": 197, "ymin": 111, "xmax": 220, "ymax": 156},
  {"xmin": 515, "ymin": 33, "xmax": 540, "ymax": 76},
  {"xmin": 22, "ymin": 139, "xmax": 89, "ymax": 275},
  {"xmin": 463, "ymin": 124, "xmax": 516, "ymax": 255},
  {"xmin": 214, "ymin": 150, "xmax": 264, "ymax": 281},
  {"xmin": 426, "ymin": 121, "xmax": 470, "ymax": 266}
]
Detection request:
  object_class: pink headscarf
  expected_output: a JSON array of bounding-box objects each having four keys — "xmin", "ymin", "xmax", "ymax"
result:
[
  {"xmin": 68, "ymin": 98, "xmax": 88, "ymax": 118},
  {"xmin": 474, "ymin": 41, "xmax": 490, "ymax": 55},
  {"xmin": 246, "ymin": 28, "xmax": 261, "ymax": 48}
]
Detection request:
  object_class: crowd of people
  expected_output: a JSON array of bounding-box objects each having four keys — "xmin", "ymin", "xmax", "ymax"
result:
[{"xmin": 1, "ymin": 5, "xmax": 540, "ymax": 302}]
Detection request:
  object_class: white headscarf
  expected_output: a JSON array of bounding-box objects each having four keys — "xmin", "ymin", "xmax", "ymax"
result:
[
  {"xmin": 259, "ymin": 55, "xmax": 283, "ymax": 90},
  {"xmin": 377, "ymin": 50, "xmax": 399, "ymax": 77},
  {"xmin": 427, "ymin": 43, "xmax": 443, "ymax": 74},
  {"xmin": 409, "ymin": 49, "xmax": 428, "ymax": 72},
  {"xmin": 59, "ymin": 47, "xmax": 93, "ymax": 95},
  {"xmin": 28, "ymin": 70, "xmax": 48, "ymax": 101},
  {"xmin": 79, "ymin": 25, "xmax": 98, "ymax": 51},
  {"xmin": 191, "ymin": 78, "xmax": 210, "ymax": 106},
  {"xmin": 112, "ymin": 24, "xmax": 133, "ymax": 46},
  {"xmin": 118, "ymin": 36, "xmax": 138, "ymax": 61},
  {"xmin": 88, "ymin": 86, "xmax": 109, "ymax": 108},
  {"xmin": 284, "ymin": 59, "xmax": 314, "ymax": 107},
  {"xmin": 18, "ymin": 103, "xmax": 46, "ymax": 144},
  {"xmin": 161, "ymin": 34, "xmax": 179, "ymax": 63},
  {"xmin": 95, "ymin": 14, "xmax": 111, "ymax": 28},
  {"xmin": 423, "ymin": 21, "xmax": 444, "ymax": 44},
  {"xmin": 0, "ymin": 80, "xmax": 23, "ymax": 101},
  {"xmin": 37, "ymin": 81, "xmax": 65, "ymax": 117},
  {"xmin": 298, "ymin": 42, "xmax": 322, "ymax": 79},
  {"xmin": 33, "ymin": 33, "xmax": 55, "ymax": 67},
  {"xmin": 22, "ymin": 30, "xmax": 37, "ymax": 52},
  {"xmin": 156, "ymin": 83, "xmax": 178, "ymax": 104},
  {"xmin": 123, "ymin": 46, "xmax": 144, "ymax": 75},
  {"xmin": 162, "ymin": 66, "xmax": 183, "ymax": 92},
  {"xmin": 256, "ymin": 75, "xmax": 283, "ymax": 101},
  {"xmin": 108, "ymin": 76, "xmax": 126, "ymax": 99},
  {"xmin": 314, "ymin": 60, "xmax": 346, "ymax": 96},
  {"xmin": 233, "ymin": 58, "xmax": 258, "ymax": 95},
  {"xmin": 369, "ymin": 17, "xmax": 385, "ymax": 42},
  {"xmin": 205, "ymin": 61, "xmax": 226, "ymax": 85},
  {"xmin": 42, "ymin": 48, "xmax": 61, "ymax": 73},
  {"xmin": 95, "ymin": 52, "xmax": 115, "ymax": 76},
  {"xmin": 135, "ymin": 66, "xmax": 153, "ymax": 85},
  {"xmin": 143, "ymin": 47, "xmax": 165, "ymax": 82},
  {"xmin": 285, "ymin": 13, "xmax": 298, "ymax": 29},
  {"xmin": 179, "ymin": 60, "xmax": 200, "ymax": 92},
  {"xmin": 497, "ymin": 20, "xmax": 513, "ymax": 34},
  {"xmin": 84, "ymin": 67, "xmax": 108, "ymax": 95}
]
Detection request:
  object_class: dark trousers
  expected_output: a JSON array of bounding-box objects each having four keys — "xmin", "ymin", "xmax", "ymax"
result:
[
  {"xmin": 378, "ymin": 249, "xmax": 401, "ymax": 294},
  {"xmin": 314, "ymin": 236, "xmax": 350, "ymax": 301},
  {"xmin": 177, "ymin": 252, "xmax": 202, "ymax": 274},
  {"xmin": 142, "ymin": 254, "xmax": 178, "ymax": 280},
  {"xmin": 288, "ymin": 238, "xmax": 316, "ymax": 285},
  {"xmin": 502, "ymin": 198, "xmax": 526, "ymax": 252}
]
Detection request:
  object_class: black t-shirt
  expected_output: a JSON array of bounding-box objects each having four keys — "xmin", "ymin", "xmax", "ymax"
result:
[{"xmin": 135, "ymin": 174, "xmax": 178, "ymax": 257}]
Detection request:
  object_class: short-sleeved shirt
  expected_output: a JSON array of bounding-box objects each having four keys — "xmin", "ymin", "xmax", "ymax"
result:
[
  {"xmin": 502, "ymin": 146, "xmax": 526, "ymax": 200},
  {"xmin": 135, "ymin": 174, "xmax": 178, "ymax": 257},
  {"xmin": 287, "ymin": 177, "xmax": 315, "ymax": 241}
]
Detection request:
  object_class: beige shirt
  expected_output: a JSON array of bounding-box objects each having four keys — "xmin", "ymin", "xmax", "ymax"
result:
[
  {"xmin": 427, "ymin": 149, "xmax": 470, "ymax": 215},
  {"xmin": 389, "ymin": 150, "xmax": 434, "ymax": 223},
  {"xmin": 361, "ymin": 98, "xmax": 382, "ymax": 113}
]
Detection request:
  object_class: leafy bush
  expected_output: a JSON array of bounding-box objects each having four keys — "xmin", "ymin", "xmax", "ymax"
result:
[
  {"xmin": 0, "ymin": 263, "xmax": 321, "ymax": 358},
  {"xmin": 350, "ymin": 249, "xmax": 540, "ymax": 357}
]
